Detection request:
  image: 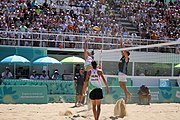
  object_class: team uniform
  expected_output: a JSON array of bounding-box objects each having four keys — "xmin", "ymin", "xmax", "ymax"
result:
[
  {"xmin": 84, "ymin": 56, "xmax": 93, "ymax": 79},
  {"xmin": 88, "ymin": 68, "xmax": 103, "ymax": 100},
  {"xmin": 118, "ymin": 56, "xmax": 129, "ymax": 82}
]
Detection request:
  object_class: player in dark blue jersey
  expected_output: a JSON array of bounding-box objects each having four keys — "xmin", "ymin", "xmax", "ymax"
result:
[{"xmin": 118, "ymin": 38, "xmax": 132, "ymax": 104}]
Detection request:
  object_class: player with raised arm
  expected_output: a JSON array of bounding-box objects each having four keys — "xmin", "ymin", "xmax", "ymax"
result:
[{"xmin": 118, "ymin": 38, "xmax": 132, "ymax": 104}]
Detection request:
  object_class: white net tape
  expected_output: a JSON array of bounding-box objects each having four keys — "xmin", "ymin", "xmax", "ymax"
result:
[{"xmin": 99, "ymin": 41, "xmax": 180, "ymax": 53}]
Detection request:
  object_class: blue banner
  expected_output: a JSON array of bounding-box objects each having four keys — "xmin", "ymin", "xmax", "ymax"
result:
[{"xmin": 0, "ymin": 85, "xmax": 47, "ymax": 104}]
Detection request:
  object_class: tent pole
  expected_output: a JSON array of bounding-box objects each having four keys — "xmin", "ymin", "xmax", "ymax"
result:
[{"xmin": 14, "ymin": 64, "xmax": 16, "ymax": 79}]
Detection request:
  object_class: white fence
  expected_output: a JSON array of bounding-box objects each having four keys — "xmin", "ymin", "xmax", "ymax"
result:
[{"xmin": 0, "ymin": 30, "xmax": 177, "ymax": 52}]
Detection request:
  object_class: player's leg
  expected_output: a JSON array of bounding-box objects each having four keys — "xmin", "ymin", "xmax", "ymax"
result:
[
  {"xmin": 75, "ymin": 86, "xmax": 79, "ymax": 106},
  {"xmin": 79, "ymin": 85, "xmax": 84, "ymax": 105},
  {"xmin": 91, "ymin": 100, "xmax": 98, "ymax": 120},
  {"xmin": 75, "ymin": 85, "xmax": 81, "ymax": 106},
  {"xmin": 118, "ymin": 72, "xmax": 132, "ymax": 103},
  {"xmin": 119, "ymin": 82, "xmax": 131, "ymax": 103},
  {"xmin": 147, "ymin": 94, "xmax": 151, "ymax": 105},
  {"xmin": 96, "ymin": 99, "xmax": 102, "ymax": 120}
]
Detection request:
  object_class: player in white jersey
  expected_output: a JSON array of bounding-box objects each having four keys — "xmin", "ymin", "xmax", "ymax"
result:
[{"xmin": 82, "ymin": 61, "xmax": 109, "ymax": 120}]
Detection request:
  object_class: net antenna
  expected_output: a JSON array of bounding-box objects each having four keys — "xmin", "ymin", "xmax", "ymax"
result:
[
  {"xmin": 97, "ymin": 48, "xmax": 103, "ymax": 68},
  {"xmin": 100, "ymin": 40, "xmax": 180, "ymax": 53}
]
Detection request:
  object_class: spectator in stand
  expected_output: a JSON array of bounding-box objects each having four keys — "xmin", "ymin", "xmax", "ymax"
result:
[
  {"xmin": 1, "ymin": 67, "xmax": 13, "ymax": 79},
  {"xmin": 51, "ymin": 69, "xmax": 60, "ymax": 80},
  {"xmin": 0, "ymin": 0, "xmax": 119, "ymax": 42},
  {"xmin": 40, "ymin": 70, "xmax": 49, "ymax": 80},
  {"xmin": 0, "ymin": 0, "xmax": 179, "ymax": 50},
  {"xmin": 30, "ymin": 70, "xmax": 39, "ymax": 80},
  {"xmin": 32, "ymin": 0, "xmax": 38, "ymax": 8},
  {"xmin": 126, "ymin": 0, "xmax": 179, "ymax": 40}
]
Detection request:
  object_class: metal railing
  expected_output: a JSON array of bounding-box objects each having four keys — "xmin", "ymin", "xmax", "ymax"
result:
[{"xmin": 0, "ymin": 30, "xmax": 178, "ymax": 52}]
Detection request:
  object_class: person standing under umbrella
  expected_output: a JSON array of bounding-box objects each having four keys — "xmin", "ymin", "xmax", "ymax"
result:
[
  {"xmin": 30, "ymin": 70, "xmax": 39, "ymax": 80},
  {"xmin": 40, "ymin": 70, "xmax": 49, "ymax": 80},
  {"xmin": 1, "ymin": 67, "xmax": 13, "ymax": 79}
]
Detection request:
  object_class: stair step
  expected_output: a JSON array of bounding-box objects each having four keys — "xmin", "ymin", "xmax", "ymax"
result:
[
  {"xmin": 119, "ymin": 18, "xmax": 129, "ymax": 22},
  {"xmin": 114, "ymin": 13, "xmax": 120, "ymax": 16},
  {"xmin": 121, "ymin": 22, "xmax": 132, "ymax": 25},
  {"xmin": 124, "ymin": 27, "xmax": 138, "ymax": 31},
  {"xmin": 122, "ymin": 24, "xmax": 135, "ymax": 28}
]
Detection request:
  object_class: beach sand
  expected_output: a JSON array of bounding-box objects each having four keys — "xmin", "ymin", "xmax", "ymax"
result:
[{"xmin": 0, "ymin": 103, "xmax": 179, "ymax": 120}]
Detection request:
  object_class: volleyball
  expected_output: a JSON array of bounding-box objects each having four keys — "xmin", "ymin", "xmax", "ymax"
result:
[{"xmin": 93, "ymin": 26, "xmax": 100, "ymax": 31}]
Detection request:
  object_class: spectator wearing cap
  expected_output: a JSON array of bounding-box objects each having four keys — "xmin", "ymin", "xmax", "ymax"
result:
[
  {"xmin": 39, "ymin": 70, "xmax": 49, "ymax": 80},
  {"xmin": 30, "ymin": 70, "xmax": 39, "ymax": 80},
  {"xmin": 1, "ymin": 67, "xmax": 13, "ymax": 79},
  {"xmin": 51, "ymin": 69, "xmax": 60, "ymax": 80}
]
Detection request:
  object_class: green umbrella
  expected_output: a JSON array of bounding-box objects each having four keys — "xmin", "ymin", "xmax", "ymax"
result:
[
  {"xmin": 60, "ymin": 56, "xmax": 85, "ymax": 64},
  {"xmin": 60, "ymin": 56, "xmax": 85, "ymax": 75},
  {"xmin": 175, "ymin": 64, "xmax": 180, "ymax": 68}
]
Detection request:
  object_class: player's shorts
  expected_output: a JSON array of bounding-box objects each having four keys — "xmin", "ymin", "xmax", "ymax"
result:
[
  {"xmin": 76, "ymin": 85, "xmax": 83, "ymax": 95},
  {"xmin": 89, "ymin": 88, "xmax": 103, "ymax": 100},
  {"xmin": 118, "ymin": 72, "xmax": 127, "ymax": 82}
]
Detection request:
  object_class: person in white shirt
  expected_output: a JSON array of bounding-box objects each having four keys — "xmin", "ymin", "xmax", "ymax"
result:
[
  {"xmin": 1, "ymin": 67, "xmax": 13, "ymax": 79},
  {"xmin": 30, "ymin": 70, "xmax": 39, "ymax": 80},
  {"xmin": 40, "ymin": 70, "xmax": 49, "ymax": 80}
]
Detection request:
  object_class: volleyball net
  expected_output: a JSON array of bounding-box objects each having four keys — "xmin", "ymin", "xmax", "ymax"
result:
[{"xmin": 94, "ymin": 40, "xmax": 180, "ymax": 77}]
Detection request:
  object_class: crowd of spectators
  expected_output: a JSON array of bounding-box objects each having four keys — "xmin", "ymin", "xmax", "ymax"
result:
[
  {"xmin": 0, "ymin": 0, "xmax": 179, "ymax": 53},
  {"xmin": 119, "ymin": 0, "xmax": 179, "ymax": 41},
  {"xmin": 0, "ymin": 0, "xmax": 127, "ymax": 47}
]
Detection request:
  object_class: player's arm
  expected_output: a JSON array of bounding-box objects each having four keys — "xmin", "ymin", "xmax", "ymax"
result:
[
  {"xmin": 119, "ymin": 37, "xmax": 124, "ymax": 48},
  {"xmin": 74, "ymin": 76, "xmax": 77, "ymax": 90},
  {"xmin": 84, "ymin": 38, "xmax": 89, "ymax": 59},
  {"xmin": 98, "ymin": 70, "xmax": 109, "ymax": 93},
  {"xmin": 82, "ymin": 70, "xmax": 91, "ymax": 95},
  {"xmin": 120, "ymin": 38, "xmax": 129, "ymax": 63}
]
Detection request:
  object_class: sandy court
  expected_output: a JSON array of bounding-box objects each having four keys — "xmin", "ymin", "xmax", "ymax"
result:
[{"xmin": 0, "ymin": 103, "xmax": 179, "ymax": 120}]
